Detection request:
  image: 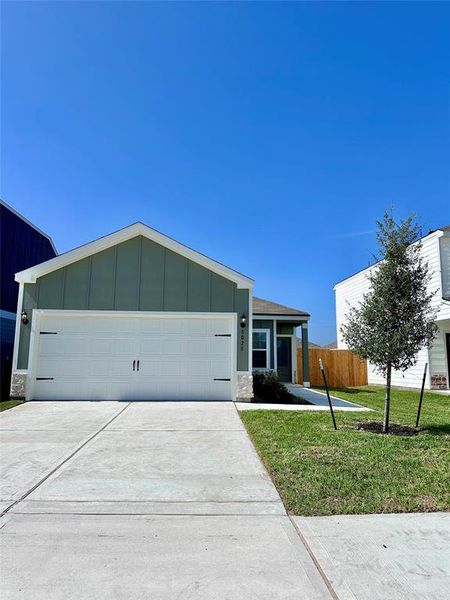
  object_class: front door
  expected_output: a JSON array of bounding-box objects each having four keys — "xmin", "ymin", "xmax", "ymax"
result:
[{"xmin": 277, "ymin": 337, "xmax": 292, "ymax": 382}]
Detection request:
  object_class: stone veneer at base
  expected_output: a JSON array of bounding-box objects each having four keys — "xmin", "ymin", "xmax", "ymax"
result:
[
  {"xmin": 431, "ymin": 373, "xmax": 448, "ymax": 390},
  {"xmin": 236, "ymin": 373, "xmax": 254, "ymax": 402},
  {"xmin": 9, "ymin": 371, "xmax": 255, "ymax": 402},
  {"xmin": 10, "ymin": 372, "xmax": 27, "ymax": 399}
]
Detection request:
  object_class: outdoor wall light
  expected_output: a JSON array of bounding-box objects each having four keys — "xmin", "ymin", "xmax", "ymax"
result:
[
  {"xmin": 21, "ymin": 311, "xmax": 29, "ymax": 325},
  {"xmin": 240, "ymin": 314, "xmax": 247, "ymax": 329}
]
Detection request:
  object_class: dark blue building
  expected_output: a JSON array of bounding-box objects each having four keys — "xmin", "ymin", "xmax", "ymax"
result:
[{"xmin": 1, "ymin": 200, "xmax": 56, "ymax": 399}]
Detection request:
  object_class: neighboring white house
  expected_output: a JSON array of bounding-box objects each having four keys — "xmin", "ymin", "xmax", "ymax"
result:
[{"xmin": 334, "ymin": 225, "xmax": 450, "ymax": 391}]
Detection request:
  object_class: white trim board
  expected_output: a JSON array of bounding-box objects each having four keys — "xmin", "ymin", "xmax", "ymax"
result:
[
  {"xmin": 15, "ymin": 222, "xmax": 254, "ymax": 289},
  {"xmin": 253, "ymin": 314, "xmax": 309, "ymax": 322},
  {"xmin": 252, "ymin": 328, "xmax": 271, "ymax": 370}
]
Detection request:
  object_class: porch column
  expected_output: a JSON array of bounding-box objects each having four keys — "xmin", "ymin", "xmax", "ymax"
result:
[{"xmin": 301, "ymin": 322, "xmax": 310, "ymax": 387}]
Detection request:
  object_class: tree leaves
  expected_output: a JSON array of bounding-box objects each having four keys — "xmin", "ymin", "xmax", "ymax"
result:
[{"xmin": 341, "ymin": 210, "xmax": 438, "ymax": 377}]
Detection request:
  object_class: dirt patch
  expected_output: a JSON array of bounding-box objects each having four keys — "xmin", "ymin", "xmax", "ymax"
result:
[
  {"xmin": 413, "ymin": 494, "xmax": 440, "ymax": 511},
  {"xmin": 355, "ymin": 421, "xmax": 419, "ymax": 436}
]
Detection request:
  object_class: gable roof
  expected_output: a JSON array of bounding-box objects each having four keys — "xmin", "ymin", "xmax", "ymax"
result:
[
  {"xmin": 15, "ymin": 222, "xmax": 254, "ymax": 288},
  {"xmin": 253, "ymin": 296, "xmax": 310, "ymax": 317}
]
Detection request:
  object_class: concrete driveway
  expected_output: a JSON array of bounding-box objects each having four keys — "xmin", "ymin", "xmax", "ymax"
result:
[{"xmin": 0, "ymin": 401, "xmax": 331, "ymax": 599}]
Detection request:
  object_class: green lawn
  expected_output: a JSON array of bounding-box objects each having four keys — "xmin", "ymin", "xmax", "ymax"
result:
[
  {"xmin": 240, "ymin": 386, "xmax": 450, "ymax": 516},
  {"xmin": 0, "ymin": 399, "xmax": 23, "ymax": 412}
]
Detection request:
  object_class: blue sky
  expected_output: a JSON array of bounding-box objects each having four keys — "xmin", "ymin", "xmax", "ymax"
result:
[{"xmin": 2, "ymin": 2, "xmax": 449, "ymax": 344}]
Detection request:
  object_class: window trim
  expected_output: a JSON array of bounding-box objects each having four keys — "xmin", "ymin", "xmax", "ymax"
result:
[{"xmin": 252, "ymin": 328, "xmax": 271, "ymax": 370}]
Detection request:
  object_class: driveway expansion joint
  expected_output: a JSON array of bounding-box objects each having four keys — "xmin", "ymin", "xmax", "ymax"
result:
[
  {"xmin": 0, "ymin": 402, "xmax": 131, "ymax": 518},
  {"xmin": 288, "ymin": 515, "xmax": 339, "ymax": 600}
]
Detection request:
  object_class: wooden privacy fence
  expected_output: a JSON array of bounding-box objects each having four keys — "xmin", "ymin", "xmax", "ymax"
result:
[{"xmin": 297, "ymin": 348, "xmax": 368, "ymax": 388}]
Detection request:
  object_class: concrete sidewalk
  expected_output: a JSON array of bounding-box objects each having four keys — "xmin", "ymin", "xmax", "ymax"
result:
[
  {"xmin": 287, "ymin": 385, "xmax": 368, "ymax": 409},
  {"xmin": 0, "ymin": 401, "xmax": 331, "ymax": 599},
  {"xmin": 236, "ymin": 386, "xmax": 370, "ymax": 412},
  {"xmin": 2, "ymin": 401, "xmax": 443, "ymax": 599},
  {"xmin": 294, "ymin": 512, "xmax": 450, "ymax": 600}
]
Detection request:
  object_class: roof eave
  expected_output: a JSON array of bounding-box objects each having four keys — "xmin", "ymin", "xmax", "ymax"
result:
[
  {"xmin": 15, "ymin": 222, "xmax": 254, "ymax": 289},
  {"xmin": 253, "ymin": 312, "xmax": 310, "ymax": 320}
]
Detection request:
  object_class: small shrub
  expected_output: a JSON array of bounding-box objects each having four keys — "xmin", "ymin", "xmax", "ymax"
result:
[{"xmin": 252, "ymin": 370, "xmax": 294, "ymax": 403}]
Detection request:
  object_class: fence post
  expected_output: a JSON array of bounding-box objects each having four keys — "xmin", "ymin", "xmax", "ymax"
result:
[
  {"xmin": 319, "ymin": 358, "xmax": 337, "ymax": 430},
  {"xmin": 415, "ymin": 362, "xmax": 428, "ymax": 428}
]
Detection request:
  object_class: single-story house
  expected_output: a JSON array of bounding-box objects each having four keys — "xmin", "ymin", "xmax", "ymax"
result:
[{"xmin": 10, "ymin": 222, "xmax": 310, "ymax": 402}]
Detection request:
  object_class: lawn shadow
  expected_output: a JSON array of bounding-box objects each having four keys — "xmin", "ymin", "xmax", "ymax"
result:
[
  {"xmin": 420, "ymin": 423, "xmax": 450, "ymax": 436},
  {"xmin": 316, "ymin": 386, "xmax": 379, "ymax": 396}
]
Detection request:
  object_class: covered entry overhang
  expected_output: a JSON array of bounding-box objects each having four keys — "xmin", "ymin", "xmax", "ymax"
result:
[{"xmin": 251, "ymin": 297, "xmax": 310, "ymax": 387}]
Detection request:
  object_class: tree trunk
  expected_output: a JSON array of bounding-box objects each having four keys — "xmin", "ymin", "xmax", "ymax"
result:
[{"xmin": 383, "ymin": 363, "xmax": 392, "ymax": 433}]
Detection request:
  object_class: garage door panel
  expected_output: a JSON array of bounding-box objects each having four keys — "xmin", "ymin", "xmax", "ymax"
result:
[
  {"xmin": 33, "ymin": 314, "xmax": 234, "ymax": 401},
  {"xmin": 109, "ymin": 338, "xmax": 136, "ymax": 355},
  {"xmin": 209, "ymin": 358, "xmax": 231, "ymax": 375},
  {"xmin": 186, "ymin": 339, "xmax": 210, "ymax": 355},
  {"xmin": 209, "ymin": 337, "xmax": 231, "ymax": 356},
  {"xmin": 37, "ymin": 336, "xmax": 64, "ymax": 357},
  {"xmin": 38, "ymin": 358, "xmax": 83, "ymax": 378},
  {"xmin": 178, "ymin": 360, "xmax": 207, "ymax": 378},
  {"xmin": 162, "ymin": 339, "xmax": 188, "ymax": 355},
  {"xmin": 138, "ymin": 338, "xmax": 162, "ymax": 354},
  {"xmin": 90, "ymin": 358, "xmax": 133, "ymax": 377}
]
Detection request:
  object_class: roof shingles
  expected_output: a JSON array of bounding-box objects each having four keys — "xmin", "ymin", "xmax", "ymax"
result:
[{"xmin": 252, "ymin": 296, "xmax": 309, "ymax": 317}]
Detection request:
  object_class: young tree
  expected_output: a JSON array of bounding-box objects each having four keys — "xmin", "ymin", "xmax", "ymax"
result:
[{"xmin": 341, "ymin": 212, "xmax": 438, "ymax": 432}]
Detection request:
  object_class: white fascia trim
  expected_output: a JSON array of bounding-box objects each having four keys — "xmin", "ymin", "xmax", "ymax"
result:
[
  {"xmin": 333, "ymin": 230, "xmax": 444, "ymax": 291},
  {"xmin": 1, "ymin": 199, "xmax": 57, "ymax": 254},
  {"xmin": 15, "ymin": 222, "xmax": 254, "ymax": 289},
  {"xmin": 436, "ymin": 313, "xmax": 450, "ymax": 322},
  {"xmin": 32, "ymin": 309, "xmax": 237, "ymax": 319},
  {"xmin": 253, "ymin": 314, "xmax": 309, "ymax": 322}
]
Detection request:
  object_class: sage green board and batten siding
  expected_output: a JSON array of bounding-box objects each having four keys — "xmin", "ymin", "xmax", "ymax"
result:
[{"xmin": 18, "ymin": 236, "xmax": 249, "ymax": 370}]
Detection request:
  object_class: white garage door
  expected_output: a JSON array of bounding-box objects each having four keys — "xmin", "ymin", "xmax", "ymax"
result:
[{"xmin": 31, "ymin": 312, "xmax": 234, "ymax": 401}]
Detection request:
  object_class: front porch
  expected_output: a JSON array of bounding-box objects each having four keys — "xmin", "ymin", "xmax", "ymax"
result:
[{"xmin": 251, "ymin": 297, "xmax": 310, "ymax": 386}]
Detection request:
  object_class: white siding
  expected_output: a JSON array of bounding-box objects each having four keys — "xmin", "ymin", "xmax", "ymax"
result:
[
  {"xmin": 335, "ymin": 230, "xmax": 449, "ymax": 389},
  {"xmin": 367, "ymin": 347, "xmax": 430, "ymax": 389},
  {"xmin": 335, "ymin": 268, "xmax": 372, "ymax": 349}
]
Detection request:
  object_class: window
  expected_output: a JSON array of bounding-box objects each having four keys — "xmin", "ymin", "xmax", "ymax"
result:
[{"xmin": 252, "ymin": 329, "xmax": 270, "ymax": 369}]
